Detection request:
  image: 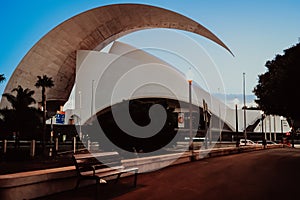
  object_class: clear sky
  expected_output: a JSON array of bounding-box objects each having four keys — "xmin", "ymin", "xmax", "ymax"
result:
[{"xmin": 1, "ymin": 0, "xmax": 300, "ymax": 98}]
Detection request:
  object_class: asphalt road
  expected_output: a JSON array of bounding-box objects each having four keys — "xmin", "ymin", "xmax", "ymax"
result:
[{"xmin": 39, "ymin": 148, "xmax": 300, "ymax": 200}]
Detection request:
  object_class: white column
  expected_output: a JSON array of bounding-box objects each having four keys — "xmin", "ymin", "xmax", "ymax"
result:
[
  {"xmin": 73, "ymin": 137, "xmax": 76, "ymax": 153},
  {"xmin": 269, "ymin": 115, "xmax": 272, "ymax": 141},
  {"xmin": 30, "ymin": 140, "xmax": 36, "ymax": 157},
  {"xmin": 3, "ymin": 140, "xmax": 7, "ymax": 154},
  {"xmin": 274, "ymin": 116, "xmax": 277, "ymax": 141}
]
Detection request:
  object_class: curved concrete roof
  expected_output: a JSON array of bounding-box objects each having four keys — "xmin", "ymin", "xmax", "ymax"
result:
[{"xmin": 2, "ymin": 3, "xmax": 232, "ymax": 107}]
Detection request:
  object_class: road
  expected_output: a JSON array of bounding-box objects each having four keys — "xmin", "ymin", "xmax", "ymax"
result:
[{"xmin": 39, "ymin": 148, "xmax": 300, "ymax": 200}]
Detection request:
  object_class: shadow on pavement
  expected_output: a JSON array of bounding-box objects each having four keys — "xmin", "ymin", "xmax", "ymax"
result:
[{"xmin": 35, "ymin": 178, "xmax": 145, "ymax": 200}]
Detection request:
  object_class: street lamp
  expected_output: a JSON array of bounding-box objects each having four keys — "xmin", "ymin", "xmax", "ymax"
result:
[
  {"xmin": 186, "ymin": 68, "xmax": 193, "ymax": 151},
  {"xmin": 218, "ymin": 88, "xmax": 222, "ymax": 145},
  {"xmin": 78, "ymin": 91, "xmax": 82, "ymax": 141},
  {"xmin": 280, "ymin": 116, "xmax": 284, "ymax": 144},
  {"xmin": 234, "ymin": 98, "xmax": 239, "ymax": 147},
  {"xmin": 291, "ymin": 119, "xmax": 295, "ymax": 148},
  {"xmin": 243, "ymin": 73, "xmax": 247, "ymax": 144}
]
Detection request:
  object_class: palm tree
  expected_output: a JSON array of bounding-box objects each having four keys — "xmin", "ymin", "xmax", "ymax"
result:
[
  {"xmin": 0, "ymin": 74, "xmax": 6, "ymax": 134},
  {"xmin": 3, "ymin": 85, "xmax": 36, "ymax": 110},
  {"xmin": 35, "ymin": 75, "xmax": 54, "ymax": 150},
  {"xmin": 2, "ymin": 85, "xmax": 38, "ymax": 146},
  {"xmin": 0, "ymin": 74, "xmax": 5, "ymax": 83}
]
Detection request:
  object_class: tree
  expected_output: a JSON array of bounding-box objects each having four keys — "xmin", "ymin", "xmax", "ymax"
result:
[
  {"xmin": 0, "ymin": 74, "xmax": 5, "ymax": 83},
  {"xmin": 254, "ymin": 42, "xmax": 300, "ymax": 140},
  {"xmin": 3, "ymin": 85, "xmax": 36, "ymax": 111},
  {"xmin": 0, "ymin": 74, "xmax": 5, "ymax": 132},
  {"xmin": 35, "ymin": 75, "xmax": 54, "ymax": 149},
  {"xmin": 1, "ymin": 85, "xmax": 41, "ymax": 142}
]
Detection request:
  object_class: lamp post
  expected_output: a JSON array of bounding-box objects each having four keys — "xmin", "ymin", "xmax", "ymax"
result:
[
  {"xmin": 187, "ymin": 68, "xmax": 193, "ymax": 151},
  {"xmin": 91, "ymin": 80, "xmax": 94, "ymax": 116},
  {"xmin": 234, "ymin": 98, "xmax": 239, "ymax": 147},
  {"xmin": 243, "ymin": 73, "xmax": 247, "ymax": 144},
  {"xmin": 261, "ymin": 111, "xmax": 265, "ymax": 140},
  {"xmin": 280, "ymin": 116, "xmax": 283, "ymax": 143},
  {"xmin": 218, "ymin": 88, "xmax": 222, "ymax": 145},
  {"xmin": 78, "ymin": 91, "xmax": 82, "ymax": 141},
  {"xmin": 203, "ymin": 100, "xmax": 208, "ymax": 149},
  {"xmin": 291, "ymin": 119, "xmax": 295, "ymax": 148}
]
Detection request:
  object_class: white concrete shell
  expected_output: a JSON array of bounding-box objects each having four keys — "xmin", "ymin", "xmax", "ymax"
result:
[{"xmin": 66, "ymin": 41, "xmax": 264, "ymax": 132}]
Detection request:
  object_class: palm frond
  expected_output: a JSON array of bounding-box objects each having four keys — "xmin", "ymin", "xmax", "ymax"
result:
[{"xmin": 0, "ymin": 74, "xmax": 5, "ymax": 83}]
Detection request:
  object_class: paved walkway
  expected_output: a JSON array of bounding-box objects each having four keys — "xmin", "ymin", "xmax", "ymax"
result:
[{"xmin": 36, "ymin": 148, "xmax": 300, "ymax": 200}]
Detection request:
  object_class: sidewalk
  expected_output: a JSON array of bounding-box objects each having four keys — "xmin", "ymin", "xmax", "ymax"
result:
[
  {"xmin": 35, "ymin": 160, "xmax": 203, "ymax": 200},
  {"xmin": 1, "ymin": 145, "xmax": 284, "ymax": 200},
  {"xmin": 35, "ymin": 147, "xmax": 295, "ymax": 200}
]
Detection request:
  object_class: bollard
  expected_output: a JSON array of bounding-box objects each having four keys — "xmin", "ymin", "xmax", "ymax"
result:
[
  {"xmin": 73, "ymin": 137, "xmax": 76, "ymax": 153},
  {"xmin": 62, "ymin": 135, "xmax": 66, "ymax": 143},
  {"xmin": 87, "ymin": 140, "xmax": 91, "ymax": 151},
  {"xmin": 55, "ymin": 138, "xmax": 59, "ymax": 152},
  {"xmin": 3, "ymin": 139, "xmax": 7, "ymax": 154},
  {"xmin": 50, "ymin": 131, "xmax": 54, "ymax": 144},
  {"xmin": 30, "ymin": 140, "xmax": 36, "ymax": 157},
  {"xmin": 49, "ymin": 148, "xmax": 53, "ymax": 157}
]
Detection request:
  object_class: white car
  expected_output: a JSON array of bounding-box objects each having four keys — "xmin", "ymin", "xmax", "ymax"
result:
[
  {"xmin": 239, "ymin": 139, "xmax": 256, "ymax": 146},
  {"xmin": 256, "ymin": 140, "xmax": 277, "ymax": 145}
]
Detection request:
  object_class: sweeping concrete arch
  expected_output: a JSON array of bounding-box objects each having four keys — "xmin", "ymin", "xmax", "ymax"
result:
[{"xmin": 2, "ymin": 3, "xmax": 232, "ymax": 108}]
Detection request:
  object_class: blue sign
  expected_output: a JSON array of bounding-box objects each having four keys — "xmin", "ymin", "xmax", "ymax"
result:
[{"xmin": 56, "ymin": 113, "xmax": 65, "ymax": 124}]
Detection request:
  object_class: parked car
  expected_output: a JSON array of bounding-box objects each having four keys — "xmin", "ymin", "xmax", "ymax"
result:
[
  {"xmin": 178, "ymin": 137, "xmax": 210, "ymax": 149},
  {"xmin": 256, "ymin": 140, "xmax": 277, "ymax": 145},
  {"xmin": 239, "ymin": 139, "xmax": 256, "ymax": 146}
]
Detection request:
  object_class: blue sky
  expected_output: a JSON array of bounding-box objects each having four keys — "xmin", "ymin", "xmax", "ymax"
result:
[{"xmin": 1, "ymin": 0, "xmax": 300, "ymax": 98}]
